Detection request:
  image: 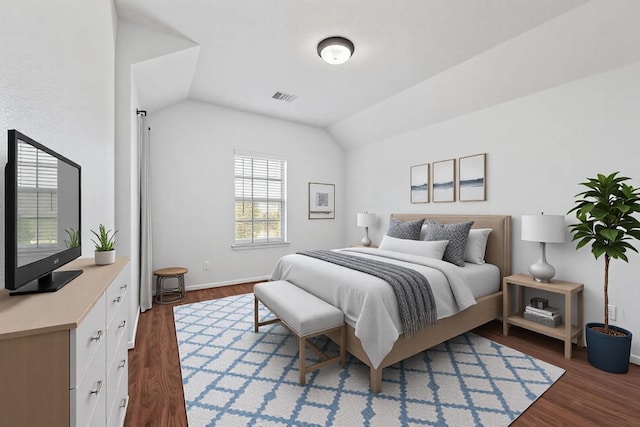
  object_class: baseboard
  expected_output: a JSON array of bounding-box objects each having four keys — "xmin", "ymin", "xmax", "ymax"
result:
[
  {"xmin": 128, "ymin": 308, "xmax": 140, "ymax": 349},
  {"xmin": 186, "ymin": 275, "xmax": 269, "ymax": 292},
  {"xmin": 630, "ymin": 353, "xmax": 640, "ymax": 366}
]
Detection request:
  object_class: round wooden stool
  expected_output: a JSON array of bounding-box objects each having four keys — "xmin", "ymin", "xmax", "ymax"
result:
[{"xmin": 154, "ymin": 267, "xmax": 188, "ymax": 304}]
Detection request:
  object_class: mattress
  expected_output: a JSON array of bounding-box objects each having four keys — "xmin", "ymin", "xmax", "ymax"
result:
[
  {"xmin": 269, "ymin": 247, "xmax": 501, "ymax": 368},
  {"xmin": 459, "ymin": 261, "xmax": 500, "ymax": 299}
]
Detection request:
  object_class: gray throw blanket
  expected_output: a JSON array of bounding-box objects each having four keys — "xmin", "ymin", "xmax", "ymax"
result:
[{"xmin": 297, "ymin": 250, "xmax": 437, "ymax": 336}]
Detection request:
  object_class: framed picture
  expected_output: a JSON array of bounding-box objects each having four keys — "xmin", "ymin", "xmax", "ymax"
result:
[
  {"xmin": 459, "ymin": 153, "xmax": 486, "ymax": 201},
  {"xmin": 410, "ymin": 163, "xmax": 429, "ymax": 203},
  {"xmin": 308, "ymin": 182, "xmax": 335, "ymax": 219},
  {"xmin": 432, "ymin": 159, "xmax": 455, "ymax": 202}
]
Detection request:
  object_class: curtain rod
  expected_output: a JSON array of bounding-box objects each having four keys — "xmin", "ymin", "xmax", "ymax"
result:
[{"xmin": 137, "ymin": 109, "xmax": 147, "ymax": 116}]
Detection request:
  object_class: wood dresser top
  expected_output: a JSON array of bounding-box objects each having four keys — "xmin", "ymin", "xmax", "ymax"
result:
[{"xmin": 0, "ymin": 257, "xmax": 129, "ymax": 340}]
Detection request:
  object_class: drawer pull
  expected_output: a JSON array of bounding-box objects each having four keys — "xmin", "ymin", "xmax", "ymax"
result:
[
  {"xmin": 120, "ymin": 398, "xmax": 127, "ymax": 408},
  {"xmin": 114, "ymin": 296, "xmax": 122, "ymax": 303},
  {"xmin": 90, "ymin": 330, "xmax": 103, "ymax": 342},
  {"xmin": 119, "ymin": 320, "xmax": 127, "ymax": 328},
  {"xmin": 119, "ymin": 359, "xmax": 126, "ymax": 369},
  {"xmin": 121, "ymin": 284, "xmax": 128, "ymax": 291},
  {"xmin": 90, "ymin": 380, "xmax": 103, "ymax": 395}
]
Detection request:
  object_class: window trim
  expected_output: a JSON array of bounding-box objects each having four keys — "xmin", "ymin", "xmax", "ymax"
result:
[{"xmin": 233, "ymin": 150, "xmax": 287, "ymax": 247}]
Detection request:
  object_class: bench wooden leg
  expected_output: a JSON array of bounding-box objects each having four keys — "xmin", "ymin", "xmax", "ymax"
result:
[
  {"xmin": 299, "ymin": 336, "xmax": 307, "ymax": 385},
  {"xmin": 254, "ymin": 283, "xmax": 346, "ymax": 387},
  {"xmin": 339, "ymin": 325, "xmax": 346, "ymax": 368},
  {"xmin": 253, "ymin": 296, "xmax": 282, "ymax": 333},
  {"xmin": 298, "ymin": 325, "xmax": 346, "ymax": 386},
  {"xmin": 254, "ymin": 296, "xmax": 259, "ymax": 333}
]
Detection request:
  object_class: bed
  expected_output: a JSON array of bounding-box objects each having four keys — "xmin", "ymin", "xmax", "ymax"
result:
[{"xmin": 270, "ymin": 214, "xmax": 511, "ymax": 393}]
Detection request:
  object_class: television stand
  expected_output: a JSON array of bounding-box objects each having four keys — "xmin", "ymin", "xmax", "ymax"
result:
[
  {"xmin": 9, "ymin": 270, "xmax": 83, "ymax": 296},
  {"xmin": 0, "ymin": 257, "xmax": 130, "ymax": 426}
]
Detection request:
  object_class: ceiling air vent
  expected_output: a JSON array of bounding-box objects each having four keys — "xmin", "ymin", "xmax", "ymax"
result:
[{"xmin": 272, "ymin": 91, "xmax": 298, "ymax": 102}]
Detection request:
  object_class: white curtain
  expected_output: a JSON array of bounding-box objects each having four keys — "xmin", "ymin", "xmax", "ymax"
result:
[{"xmin": 139, "ymin": 113, "xmax": 153, "ymax": 311}]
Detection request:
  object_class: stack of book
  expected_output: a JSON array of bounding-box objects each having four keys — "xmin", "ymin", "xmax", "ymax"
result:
[{"xmin": 524, "ymin": 305, "xmax": 563, "ymax": 327}]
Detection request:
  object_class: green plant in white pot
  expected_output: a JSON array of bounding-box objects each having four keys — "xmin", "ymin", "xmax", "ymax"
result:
[
  {"xmin": 91, "ymin": 224, "xmax": 117, "ymax": 265},
  {"xmin": 568, "ymin": 172, "xmax": 640, "ymax": 373}
]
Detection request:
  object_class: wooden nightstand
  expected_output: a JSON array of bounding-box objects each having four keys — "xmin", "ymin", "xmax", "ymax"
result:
[{"xmin": 503, "ymin": 273, "xmax": 584, "ymax": 359}]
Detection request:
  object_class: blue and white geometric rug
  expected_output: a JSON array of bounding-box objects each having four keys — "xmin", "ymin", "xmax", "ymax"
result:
[{"xmin": 174, "ymin": 294, "xmax": 564, "ymax": 427}]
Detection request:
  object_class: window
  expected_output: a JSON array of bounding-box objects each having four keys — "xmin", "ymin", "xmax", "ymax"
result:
[{"xmin": 234, "ymin": 151, "xmax": 287, "ymax": 246}]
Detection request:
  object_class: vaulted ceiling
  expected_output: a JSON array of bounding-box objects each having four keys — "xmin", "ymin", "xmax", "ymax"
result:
[{"xmin": 115, "ymin": 1, "xmax": 640, "ymax": 149}]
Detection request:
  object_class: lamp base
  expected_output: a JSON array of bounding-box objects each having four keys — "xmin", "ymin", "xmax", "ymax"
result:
[
  {"xmin": 529, "ymin": 262, "xmax": 556, "ymax": 283},
  {"xmin": 529, "ymin": 242, "xmax": 556, "ymax": 283},
  {"xmin": 361, "ymin": 228, "xmax": 372, "ymax": 247}
]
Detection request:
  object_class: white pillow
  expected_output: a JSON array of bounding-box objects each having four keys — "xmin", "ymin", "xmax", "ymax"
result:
[
  {"xmin": 379, "ymin": 235, "xmax": 449, "ymax": 259},
  {"xmin": 464, "ymin": 228, "xmax": 492, "ymax": 264}
]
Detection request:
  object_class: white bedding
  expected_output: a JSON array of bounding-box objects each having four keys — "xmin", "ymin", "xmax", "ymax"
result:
[
  {"xmin": 269, "ymin": 247, "xmax": 499, "ymax": 368},
  {"xmin": 458, "ymin": 261, "xmax": 500, "ymax": 299}
]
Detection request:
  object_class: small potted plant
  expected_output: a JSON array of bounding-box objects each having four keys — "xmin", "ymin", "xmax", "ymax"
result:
[
  {"xmin": 568, "ymin": 172, "xmax": 640, "ymax": 373},
  {"xmin": 91, "ymin": 224, "xmax": 117, "ymax": 265}
]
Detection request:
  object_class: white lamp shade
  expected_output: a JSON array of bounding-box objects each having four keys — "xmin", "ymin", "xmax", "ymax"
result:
[
  {"xmin": 357, "ymin": 212, "xmax": 375, "ymax": 228},
  {"xmin": 521, "ymin": 214, "xmax": 566, "ymax": 243}
]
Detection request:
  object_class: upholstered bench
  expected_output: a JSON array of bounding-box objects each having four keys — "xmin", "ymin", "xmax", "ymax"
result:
[{"xmin": 254, "ymin": 280, "xmax": 346, "ymax": 385}]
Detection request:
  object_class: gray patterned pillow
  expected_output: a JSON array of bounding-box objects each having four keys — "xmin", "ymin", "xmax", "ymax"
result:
[
  {"xmin": 386, "ymin": 218, "xmax": 425, "ymax": 240},
  {"xmin": 424, "ymin": 220, "xmax": 474, "ymax": 266}
]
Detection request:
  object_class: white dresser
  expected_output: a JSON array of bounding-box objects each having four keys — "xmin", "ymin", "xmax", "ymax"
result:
[{"xmin": 0, "ymin": 257, "xmax": 131, "ymax": 427}]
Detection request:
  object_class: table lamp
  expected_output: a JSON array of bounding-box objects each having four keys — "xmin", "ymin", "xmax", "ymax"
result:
[
  {"xmin": 521, "ymin": 213, "xmax": 566, "ymax": 282},
  {"xmin": 357, "ymin": 212, "xmax": 376, "ymax": 247}
]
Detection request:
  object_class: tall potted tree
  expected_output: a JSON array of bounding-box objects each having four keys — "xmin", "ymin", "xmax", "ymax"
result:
[{"xmin": 568, "ymin": 172, "xmax": 640, "ymax": 373}]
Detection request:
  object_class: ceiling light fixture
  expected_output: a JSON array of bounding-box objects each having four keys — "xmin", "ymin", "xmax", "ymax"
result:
[{"xmin": 317, "ymin": 36, "xmax": 354, "ymax": 65}]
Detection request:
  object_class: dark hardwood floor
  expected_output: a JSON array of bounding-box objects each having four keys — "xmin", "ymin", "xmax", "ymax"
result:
[{"xmin": 125, "ymin": 285, "xmax": 640, "ymax": 426}]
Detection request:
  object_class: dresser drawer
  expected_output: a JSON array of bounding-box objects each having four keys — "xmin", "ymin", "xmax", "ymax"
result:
[
  {"xmin": 89, "ymin": 393, "xmax": 108, "ymax": 427},
  {"xmin": 107, "ymin": 373, "xmax": 129, "ymax": 427},
  {"xmin": 106, "ymin": 312, "xmax": 128, "ymax": 359},
  {"xmin": 107, "ymin": 291, "xmax": 130, "ymax": 368},
  {"xmin": 70, "ymin": 336, "xmax": 107, "ymax": 427},
  {"xmin": 106, "ymin": 332, "xmax": 128, "ymax": 415},
  {"xmin": 106, "ymin": 267, "xmax": 129, "ymax": 326},
  {"xmin": 70, "ymin": 292, "xmax": 106, "ymax": 388}
]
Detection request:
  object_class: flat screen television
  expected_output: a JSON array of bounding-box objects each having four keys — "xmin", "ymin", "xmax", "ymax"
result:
[{"xmin": 4, "ymin": 130, "xmax": 82, "ymax": 295}]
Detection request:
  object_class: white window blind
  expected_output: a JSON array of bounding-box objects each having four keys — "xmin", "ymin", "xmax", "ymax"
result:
[
  {"xmin": 17, "ymin": 142, "xmax": 58, "ymax": 248},
  {"xmin": 234, "ymin": 152, "xmax": 287, "ymax": 245}
]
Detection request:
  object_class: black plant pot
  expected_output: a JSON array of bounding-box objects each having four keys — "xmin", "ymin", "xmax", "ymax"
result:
[{"xmin": 585, "ymin": 322, "xmax": 632, "ymax": 374}]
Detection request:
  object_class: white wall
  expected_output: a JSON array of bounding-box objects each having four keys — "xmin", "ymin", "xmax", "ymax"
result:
[
  {"xmin": 115, "ymin": 19, "xmax": 199, "ymax": 342},
  {"xmin": 0, "ymin": 1, "xmax": 116, "ymax": 285},
  {"xmin": 344, "ymin": 61, "xmax": 640, "ymax": 363},
  {"xmin": 147, "ymin": 101, "xmax": 345, "ymax": 287}
]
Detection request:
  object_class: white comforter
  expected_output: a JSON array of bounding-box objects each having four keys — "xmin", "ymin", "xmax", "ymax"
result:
[{"xmin": 269, "ymin": 247, "xmax": 478, "ymax": 368}]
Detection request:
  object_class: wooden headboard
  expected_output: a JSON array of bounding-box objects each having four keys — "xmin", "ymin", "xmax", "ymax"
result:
[{"xmin": 390, "ymin": 214, "xmax": 512, "ymax": 279}]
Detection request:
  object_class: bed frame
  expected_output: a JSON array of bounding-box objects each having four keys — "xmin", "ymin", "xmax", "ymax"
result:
[{"xmin": 325, "ymin": 214, "xmax": 512, "ymax": 393}]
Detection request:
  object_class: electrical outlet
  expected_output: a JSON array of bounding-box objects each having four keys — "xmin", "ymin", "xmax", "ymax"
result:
[
  {"xmin": 608, "ymin": 304, "xmax": 616, "ymax": 321},
  {"xmin": 203, "ymin": 261, "xmax": 210, "ymax": 270}
]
